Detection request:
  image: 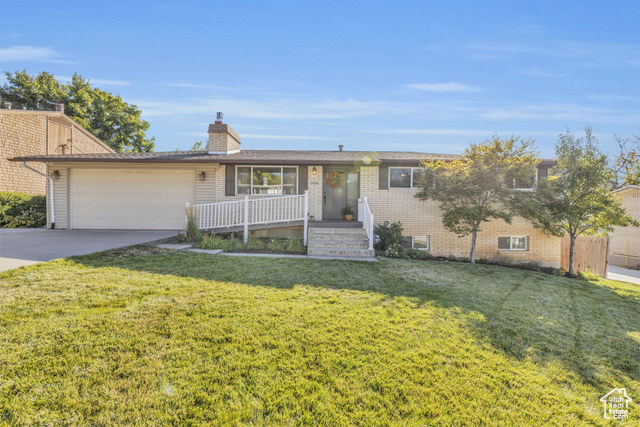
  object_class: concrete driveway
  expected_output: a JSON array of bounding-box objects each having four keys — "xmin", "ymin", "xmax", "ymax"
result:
[
  {"xmin": 0, "ymin": 229, "xmax": 179, "ymax": 272},
  {"xmin": 607, "ymin": 265, "xmax": 640, "ymax": 285}
]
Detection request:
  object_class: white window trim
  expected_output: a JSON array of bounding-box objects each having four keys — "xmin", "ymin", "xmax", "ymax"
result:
[
  {"xmin": 498, "ymin": 235, "xmax": 528, "ymax": 251},
  {"xmin": 389, "ymin": 167, "xmax": 424, "ymax": 189},
  {"xmin": 236, "ymin": 165, "xmax": 298, "ymax": 196},
  {"xmin": 412, "ymin": 236, "xmax": 430, "ymax": 250},
  {"xmin": 514, "ymin": 169, "xmax": 539, "ymax": 191}
]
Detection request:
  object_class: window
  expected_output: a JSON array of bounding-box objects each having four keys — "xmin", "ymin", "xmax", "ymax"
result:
[
  {"xmin": 237, "ymin": 166, "xmax": 297, "ymax": 195},
  {"xmin": 512, "ymin": 170, "xmax": 539, "ymax": 191},
  {"xmin": 412, "ymin": 236, "xmax": 430, "ymax": 250},
  {"xmin": 389, "ymin": 167, "xmax": 425, "ymax": 189},
  {"xmin": 498, "ymin": 236, "xmax": 528, "ymax": 251}
]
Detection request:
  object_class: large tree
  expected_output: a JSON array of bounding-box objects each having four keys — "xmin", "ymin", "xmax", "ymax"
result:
[
  {"xmin": 415, "ymin": 136, "xmax": 539, "ymax": 263},
  {"xmin": 0, "ymin": 70, "xmax": 154, "ymax": 152},
  {"xmin": 515, "ymin": 127, "xmax": 638, "ymax": 275},
  {"xmin": 613, "ymin": 133, "xmax": 640, "ymax": 187}
]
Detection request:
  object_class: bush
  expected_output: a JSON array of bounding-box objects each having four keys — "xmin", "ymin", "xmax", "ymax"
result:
[
  {"xmin": 406, "ymin": 249, "xmax": 432, "ymax": 260},
  {"xmin": 199, "ymin": 234, "xmax": 226, "ymax": 250},
  {"xmin": 517, "ymin": 261, "xmax": 543, "ymax": 271},
  {"xmin": 183, "ymin": 206, "xmax": 202, "ymax": 242},
  {"xmin": 245, "ymin": 236, "xmax": 266, "ymax": 250},
  {"xmin": 226, "ymin": 237, "xmax": 244, "ymax": 251},
  {"xmin": 383, "ymin": 243, "xmax": 407, "ymax": 259},
  {"xmin": 374, "ymin": 221, "xmax": 404, "ymax": 252},
  {"xmin": 284, "ymin": 236, "xmax": 306, "ymax": 253},
  {"xmin": 0, "ymin": 192, "xmax": 46, "ymax": 228}
]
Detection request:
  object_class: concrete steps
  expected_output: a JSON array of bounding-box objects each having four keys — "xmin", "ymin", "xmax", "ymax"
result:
[{"xmin": 307, "ymin": 227, "xmax": 375, "ymax": 258}]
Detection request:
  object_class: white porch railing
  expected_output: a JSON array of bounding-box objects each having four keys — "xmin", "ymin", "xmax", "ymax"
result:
[
  {"xmin": 186, "ymin": 190, "xmax": 309, "ymax": 245},
  {"xmin": 357, "ymin": 196, "xmax": 374, "ymax": 251}
]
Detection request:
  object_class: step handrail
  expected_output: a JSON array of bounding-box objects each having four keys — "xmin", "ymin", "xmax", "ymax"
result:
[{"xmin": 357, "ymin": 197, "xmax": 374, "ymax": 250}]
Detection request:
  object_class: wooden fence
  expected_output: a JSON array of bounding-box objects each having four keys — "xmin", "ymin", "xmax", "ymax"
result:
[{"xmin": 560, "ymin": 235, "xmax": 610, "ymax": 277}]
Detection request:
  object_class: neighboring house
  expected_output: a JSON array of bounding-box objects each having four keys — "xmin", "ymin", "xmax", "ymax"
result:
[
  {"xmin": 1, "ymin": 103, "xmax": 114, "ymax": 195},
  {"xmin": 11, "ymin": 119, "xmax": 560, "ymax": 265},
  {"xmin": 609, "ymin": 185, "xmax": 640, "ymax": 268}
]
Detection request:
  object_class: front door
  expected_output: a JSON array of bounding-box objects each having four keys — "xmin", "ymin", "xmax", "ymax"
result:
[
  {"xmin": 323, "ymin": 168, "xmax": 360, "ymax": 220},
  {"xmin": 323, "ymin": 169, "xmax": 347, "ymax": 220}
]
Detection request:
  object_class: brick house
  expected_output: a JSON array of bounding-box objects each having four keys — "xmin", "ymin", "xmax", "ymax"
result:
[
  {"xmin": 609, "ymin": 185, "xmax": 640, "ymax": 268},
  {"xmin": 1, "ymin": 103, "xmax": 114, "ymax": 195},
  {"xmin": 11, "ymin": 119, "xmax": 561, "ymax": 265}
]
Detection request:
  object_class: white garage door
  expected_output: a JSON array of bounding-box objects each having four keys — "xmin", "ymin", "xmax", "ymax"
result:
[{"xmin": 72, "ymin": 169, "xmax": 194, "ymax": 229}]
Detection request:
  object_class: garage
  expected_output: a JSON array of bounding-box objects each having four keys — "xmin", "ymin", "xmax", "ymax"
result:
[{"xmin": 71, "ymin": 169, "xmax": 194, "ymax": 229}]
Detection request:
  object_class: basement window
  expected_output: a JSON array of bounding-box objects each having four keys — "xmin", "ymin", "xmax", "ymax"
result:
[
  {"xmin": 412, "ymin": 236, "xmax": 430, "ymax": 250},
  {"xmin": 498, "ymin": 236, "xmax": 528, "ymax": 251}
]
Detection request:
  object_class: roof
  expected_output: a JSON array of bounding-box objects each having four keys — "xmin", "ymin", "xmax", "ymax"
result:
[
  {"xmin": 10, "ymin": 149, "xmax": 461, "ymax": 165},
  {"xmin": 613, "ymin": 185, "xmax": 640, "ymax": 194}
]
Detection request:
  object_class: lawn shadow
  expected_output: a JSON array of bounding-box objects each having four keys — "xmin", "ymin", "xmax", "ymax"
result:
[{"xmin": 70, "ymin": 245, "xmax": 640, "ymax": 391}]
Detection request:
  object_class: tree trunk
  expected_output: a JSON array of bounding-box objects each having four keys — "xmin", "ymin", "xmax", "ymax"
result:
[
  {"xmin": 470, "ymin": 229, "xmax": 477, "ymax": 264},
  {"xmin": 569, "ymin": 234, "xmax": 577, "ymax": 276}
]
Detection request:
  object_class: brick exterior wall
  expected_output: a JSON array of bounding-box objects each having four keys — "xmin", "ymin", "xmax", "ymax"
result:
[
  {"xmin": 360, "ymin": 165, "xmax": 561, "ymax": 267},
  {"xmin": 609, "ymin": 187, "xmax": 640, "ymax": 268},
  {"xmin": 1, "ymin": 113, "xmax": 48, "ymax": 195},
  {"xmin": 1, "ymin": 111, "xmax": 112, "ymax": 195}
]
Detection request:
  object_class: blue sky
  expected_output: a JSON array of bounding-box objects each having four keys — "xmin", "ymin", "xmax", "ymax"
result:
[{"xmin": 2, "ymin": 0, "xmax": 640, "ymax": 157}]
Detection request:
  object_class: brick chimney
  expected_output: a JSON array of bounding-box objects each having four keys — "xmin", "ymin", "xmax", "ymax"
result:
[
  {"xmin": 207, "ymin": 115, "xmax": 241, "ymax": 154},
  {"xmin": 55, "ymin": 103, "xmax": 64, "ymax": 113}
]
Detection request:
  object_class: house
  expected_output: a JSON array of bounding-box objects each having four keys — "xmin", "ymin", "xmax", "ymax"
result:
[
  {"xmin": 10, "ymin": 118, "xmax": 561, "ymax": 265},
  {"xmin": 1, "ymin": 103, "xmax": 114, "ymax": 195},
  {"xmin": 609, "ymin": 185, "xmax": 640, "ymax": 268}
]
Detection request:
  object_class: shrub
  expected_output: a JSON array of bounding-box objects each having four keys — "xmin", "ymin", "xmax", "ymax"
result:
[
  {"xmin": 517, "ymin": 261, "xmax": 543, "ymax": 271},
  {"xmin": 226, "ymin": 237, "xmax": 244, "ymax": 251},
  {"xmin": 0, "ymin": 192, "xmax": 46, "ymax": 228},
  {"xmin": 267, "ymin": 238, "xmax": 287, "ymax": 252},
  {"xmin": 406, "ymin": 249, "xmax": 432, "ymax": 260},
  {"xmin": 383, "ymin": 243, "xmax": 407, "ymax": 259},
  {"xmin": 374, "ymin": 221, "xmax": 404, "ymax": 252},
  {"xmin": 553, "ymin": 267, "xmax": 568, "ymax": 276},
  {"xmin": 284, "ymin": 237, "xmax": 306, "ymax": 253},
  {"xmin": 183, "ymin": 206, "xmax": 202, "ymax": 242},
  {"xmin": 199, "ymin": 234, "xmax": 226, "ymax": 250},
  {"xmin": 245, "ymin": 236, "xmax": 266, "ymax": 250}
]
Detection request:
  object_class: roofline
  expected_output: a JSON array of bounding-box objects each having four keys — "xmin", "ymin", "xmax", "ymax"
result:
[
  {"xmin": 9, "ymin": 156, "xmax": 384, "ymax": 166},
  {"xmin": 612, "ymin": 185, "xmax": 640, "ymax": 194},
  {"xmin": 1, "ymin": 109, "xmax": 114, "ymax": 153}
]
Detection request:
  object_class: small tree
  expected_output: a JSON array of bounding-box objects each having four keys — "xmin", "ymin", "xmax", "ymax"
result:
[
  {"xmin": 515, "ymin": 127, "xmax": 638, "ymax": 275},
  {"xmin": 415, "ymin": 136, "xmax": 539, "ymax": 263}
]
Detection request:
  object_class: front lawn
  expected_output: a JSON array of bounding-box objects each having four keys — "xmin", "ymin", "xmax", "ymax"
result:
[{"xmin": 1, "ymin": 246, "xmax": 638, "ymax": 426}]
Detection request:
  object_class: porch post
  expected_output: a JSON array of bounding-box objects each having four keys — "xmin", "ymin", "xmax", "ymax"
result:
[
  {"xmin": 357, "ymin": 198, "xmax": 363, "ymax": 221},
  {"xmin": 244, "ymin": 196, "xmax": 249, "ymax": 243},
  {"xmin": 303, "ymin": 190, "xmax": 309, "ymax": 246}
]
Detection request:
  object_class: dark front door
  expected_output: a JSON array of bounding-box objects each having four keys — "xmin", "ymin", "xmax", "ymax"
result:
[{"xmin": 323, "ymin": 169, "xmax": 348, "ymax": 220}]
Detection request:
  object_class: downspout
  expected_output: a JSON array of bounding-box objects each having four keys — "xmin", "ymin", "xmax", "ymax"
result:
[{"xmin": 22, "ymin": 162, "xmax": 55, "ymax": 229}]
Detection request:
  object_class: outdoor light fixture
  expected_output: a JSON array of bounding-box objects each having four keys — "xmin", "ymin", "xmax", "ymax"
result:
[
  {"xmin": 52, "ymin": 170, "xmax": 60, "ymax": 180},
  {"xmin": 199, "ymin": 171, "xmax": 206, "ymax": 181},
  {"xmin": 312, "ymin": 167, "xmax": 318, "ymax": 176}
]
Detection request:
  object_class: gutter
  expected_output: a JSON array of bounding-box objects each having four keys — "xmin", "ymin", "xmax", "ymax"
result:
[{"xmin": 22, "ymin": 162, "xmax": 55, "ymax": 229}]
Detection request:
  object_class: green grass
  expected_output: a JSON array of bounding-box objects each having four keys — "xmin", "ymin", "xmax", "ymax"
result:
[{"xmin": 1, "ymin": 246, "xmax": 639, "ymax": 426}]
